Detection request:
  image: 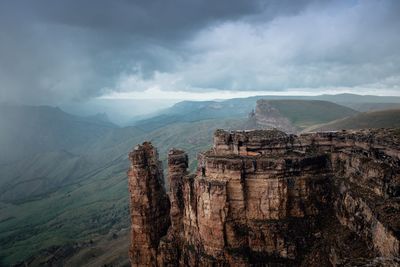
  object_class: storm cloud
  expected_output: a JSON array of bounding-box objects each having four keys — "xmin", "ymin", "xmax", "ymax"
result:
[{"xmin": 0, "ymin": 0, "xmax": 400, "ymax": 105}]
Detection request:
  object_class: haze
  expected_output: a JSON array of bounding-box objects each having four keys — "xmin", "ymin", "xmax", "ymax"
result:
[
  {"xmin": 2, "ymin": 1, "xmax": 400, "ymax": 265},
  {"xmin": 0, "ymin": 0, "xmax": 400, "ymax": 122}
]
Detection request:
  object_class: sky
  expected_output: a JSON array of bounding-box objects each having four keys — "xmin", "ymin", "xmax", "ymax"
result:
[{"xmin": 1, "ymin": 0, "xmax": 400, "ymax": 107}]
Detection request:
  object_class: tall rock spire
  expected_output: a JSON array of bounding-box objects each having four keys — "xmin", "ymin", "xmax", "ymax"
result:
[{"xmin": 128, "ymin": 142, "xmax": 170, "ymax": 267}]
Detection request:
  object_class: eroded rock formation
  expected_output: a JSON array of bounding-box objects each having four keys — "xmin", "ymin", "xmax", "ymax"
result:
[
  {"xmin": 248, "ymin": 100, "xmax": 297, "ymax": 133},
  {"xmin": 128, "ymin": 129, "xmax": 400, "ymax": 266},
  {"xmin": 128, "ymin": 142, "xmax": 170, "ymax": 266}
]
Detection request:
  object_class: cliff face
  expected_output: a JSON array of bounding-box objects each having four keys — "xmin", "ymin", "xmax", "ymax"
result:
[
  {"xmin": 249, "ymin": 100, "xmax": 297, "ymax": 133},
  {"xmin": 128, "ymin": 129, "xmax": 400, "ymax": 266},
  {"xmin": 128, "ymin": 142, "xmax": 170, "ymax": 266}
]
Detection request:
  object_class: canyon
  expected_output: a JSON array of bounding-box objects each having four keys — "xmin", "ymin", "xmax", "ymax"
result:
[{"xmin": 128, "ymin": 128, "xmax": 400, "ymax": 266}]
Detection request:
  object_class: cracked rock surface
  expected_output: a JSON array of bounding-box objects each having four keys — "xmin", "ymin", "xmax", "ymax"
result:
[{"xmin": 128, "ymin": 129, "xmax": 400, "ymax": 266}]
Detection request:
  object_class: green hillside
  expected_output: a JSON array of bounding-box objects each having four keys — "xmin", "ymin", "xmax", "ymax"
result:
[
  {"xmin": 0, "ymin": 99, "xmax": 384, "ymax": 265},
  {"xmin": 133, "ymin": 98, "xmax": 358, "ymax": 132},
  {"xmin": 315, "ymin": 93, "xmax": 400, "ymax": 103},
  {"xmin": 264, "ymin": 100, "xmax": 358, "ymax": 129},
  {"xmin": 0, "ymin": 115, "xmax": 248, "ymax": 265},
  {"xmin": 339, "ymin": 102, "xmax": 400, "ymax": 112},
  {"xmin": 304, "ymin": 109, "xmax": 400, "ymax": 132},
  {"xmin": 132, "ymin": 98, "xmax": 258, "ymax": 131},
  {"xmin": 0, "ymin": 104, "xmax": 117, "ymax": 164}
]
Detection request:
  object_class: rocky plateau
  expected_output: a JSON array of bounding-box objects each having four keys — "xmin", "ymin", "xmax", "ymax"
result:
[{"xmin": 128, "ymin": 128, "xmax": 400, "ymax": 266}]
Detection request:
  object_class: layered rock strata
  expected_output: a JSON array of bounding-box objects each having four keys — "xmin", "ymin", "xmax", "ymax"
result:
[
  {"xmin": 128, "ymin": 142, "xmax": 170, "ymax": 267},
  {"xmin": 128, "ymin": 129, "xmax": 400, "ymax": 266}
]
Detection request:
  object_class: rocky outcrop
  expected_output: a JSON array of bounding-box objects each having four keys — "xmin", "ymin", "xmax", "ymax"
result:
[
  {"xmin": 248, "ymin": 99, "xmax": 297, "ymax": 133},
  {"xmin": 128, "ymin": 142, "xmax": 170, "ymax": 267},
  {"xmin": 128, "ymin": 129, "xmax": 400, "ymax": 266}
]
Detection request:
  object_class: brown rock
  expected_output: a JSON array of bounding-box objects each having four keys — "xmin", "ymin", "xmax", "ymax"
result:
[
  {"xmin": 128, "ymin": 129, "xmax": 400, "ymax": 266},
  {"xmin": 167, "ymin": 148, "xmax": 188, "ymax": 238},
  {"xmin": 128, "ymin": 142, "xmax": 170, "ymax": 267}
]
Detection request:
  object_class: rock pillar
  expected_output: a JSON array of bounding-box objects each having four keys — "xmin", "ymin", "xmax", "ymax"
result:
[{"xmin": 128, "ymin": 142, "xmax": 170, "ymax": 267}]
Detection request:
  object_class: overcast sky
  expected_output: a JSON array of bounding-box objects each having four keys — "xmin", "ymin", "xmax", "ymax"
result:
[{"xmin": 1, "ymin": 0, "xmax": 400, "ymax": 105}]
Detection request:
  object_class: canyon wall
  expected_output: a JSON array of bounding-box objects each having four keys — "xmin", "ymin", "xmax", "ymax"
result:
[{"xmin": 128, "ymin": 129, "xmax": 400, "ymax": 266}]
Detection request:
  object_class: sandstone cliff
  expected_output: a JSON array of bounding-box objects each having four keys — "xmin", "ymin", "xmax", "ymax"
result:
[
  {"xmin": 128, "ymin": 129, "xmax": 400, "ymax": 266},
  {"xmin": 128, "ymin": 142, "xmax": 170, "ymax": 266}
]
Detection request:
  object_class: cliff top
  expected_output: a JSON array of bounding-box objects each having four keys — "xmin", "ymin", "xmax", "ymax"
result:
[
  {"xmin": 129, "ymin": 141, "xmax": 159, "ymax": 167},
  {"xmin": 214, "ymin": 129, "xmax": 289, "ymax": 140}
]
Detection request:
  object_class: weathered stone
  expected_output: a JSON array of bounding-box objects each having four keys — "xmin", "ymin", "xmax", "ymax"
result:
[
  {"xmin": 128, "ymin": 142, "xmax": 170, "ymax": 267},
  {"xmin": 128, "ymin": 129, "xmax": 400, "ymax": 266},
  {"xmin": 167, "ymin": 148, "xmax": 188, "ymax": 238}
]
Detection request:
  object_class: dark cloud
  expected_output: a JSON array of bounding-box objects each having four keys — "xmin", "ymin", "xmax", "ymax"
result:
[
  {"xmin": 33, "ymin": 1, "xmax": 260, "ymax": 38},
  {"xmin": 0, "ymin": 0, "xmax": 399, "ymax": 105},
  {"xmin": 0, "ymin": 0, "xmax": 269, "ymax": 104}
]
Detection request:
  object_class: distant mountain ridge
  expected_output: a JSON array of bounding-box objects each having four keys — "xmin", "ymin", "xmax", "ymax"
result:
[
  {"xmin": 245, "ymin": 99, "xmax": 357, "ymax": 133},
  {"xmin": 316, "ymin": 93, "xmax": 400, "ymax": 103},
  {"xmin": 131, "ymin": 98, "xmax": 258, "ymax": 131},
  {"xmin": 131, "ymin": 94, "xmax": 400, "ymax": 131},
  {"xmin": 0, "ymin": 104, "xmax": 117, "ymax": 164},
  {"xmin": 1, "ymin": 95, "xmax": 399, "ymax": 265},
  {"xmin": 303, "ymin": 109, "xmax": 400, "ymax": 132}
]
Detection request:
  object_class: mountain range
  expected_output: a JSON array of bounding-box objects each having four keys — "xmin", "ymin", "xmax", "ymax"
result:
[{"xmin": 1, "ymin": 94, "xmax": 400, "ymax": 266}]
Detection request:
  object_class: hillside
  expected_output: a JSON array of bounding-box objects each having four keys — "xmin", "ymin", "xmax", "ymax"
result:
[
  {"xmin": 304, "ymin": 109, "xmax": 400, "ymax": 132},
  {"xmin": 133, "ymin": 97, "xmax": 357, "ymax": 131},
  {"xmin": 131, "ymin": 98, "xmax": 259, "ymax": 131},
  {"xmin": 0, "ymin": 104, "xmax": 145, "ymax": 203},
  {"xmin": 0, "ymin": 104, "xmax": 118, "ymax": 164},
  {"xmin": 258, "ymin": 100, "xmax": 357, "ymax": 129},
  {"xmin": 340, "ymin": 102, "xmax": 400, "ymax": 112},
  {"xmin": 0, "ymin": 99, "xmax": 394, "ymax": 266},
  {"xmin": 315, "ymin": 93, "xmax": 400, "ymax": 103},
  {"xmin": 0, "ymin": 114, "xmax": 249, "ymax": 265}
]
